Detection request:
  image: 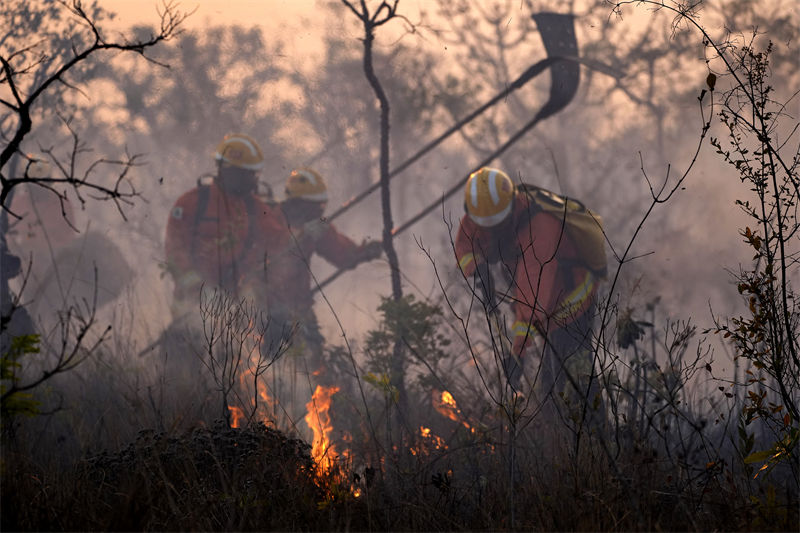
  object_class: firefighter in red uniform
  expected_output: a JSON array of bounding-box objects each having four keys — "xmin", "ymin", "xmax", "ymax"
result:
[
  {"xmin": 161, "ymin": 134, "xmax": 289, "ymax": 424},
  {"xmin": 268, "ymin": 167, "xmax": 382, "ymax": 373},
  {"xmin": 165, "ymin": 133, "xmax": 288, "ymax": 315},
  {"xmin": 455, "ymin": 167, "xmax": 601, "ymax": 414}
]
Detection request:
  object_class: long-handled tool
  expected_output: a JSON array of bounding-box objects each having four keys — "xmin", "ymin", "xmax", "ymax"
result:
[{"xmin": 314, "ymin": 13, "xmax": 582, "ymax": 294}]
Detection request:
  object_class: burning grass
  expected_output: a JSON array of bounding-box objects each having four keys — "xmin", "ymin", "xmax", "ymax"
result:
[
  {"xmin": 2, "ymin": 298, "xmax": 797, "ymax": 531},
  {"xmin": 304, "ymin": 384, "xmax": 341, "ymax": 473},
  {"xmin": 2, "ymin": 353, "xmax": 798, "ymax": 531}
]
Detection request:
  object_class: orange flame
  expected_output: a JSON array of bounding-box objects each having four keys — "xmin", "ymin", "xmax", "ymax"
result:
[
  {"xmin": 228, "ymin": 405, "xmax": 245, "ymax": 428},
  {"xmin": 433, "ymin": 390, "xmax": 471, "ymax": 429},
  {"xmin": 304, "ymin": 385, "xmax": 340, "ymax": 472},
  {"xmin": 442, "ymin": 390, "xmax": 457, "ymax": 408},
  {"xmin": 433, "ymin": 390, "xmax": 459, "ymax": 422},
  {"xmin": 417, "ymin": 425, "xmax": 446, "ymax": 454},
  {"xmin": 229, "ymin": 354, "xmax": 276, "ymax": 427},
  {"xmin": 256, "ymin": 379, "xmax": 275, "ymax": 412}
]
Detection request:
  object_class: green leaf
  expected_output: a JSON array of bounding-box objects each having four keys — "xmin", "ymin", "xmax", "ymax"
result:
[{"xmin": 743, "ymin": 449, "xmax": 772, "ymax": 464}]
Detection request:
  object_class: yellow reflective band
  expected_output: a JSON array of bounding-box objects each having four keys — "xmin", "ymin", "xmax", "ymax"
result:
[
  {"xmin": 554, "ymin": 271, "xmax": 595, "ymax": 321},
  {"xmin": 511, "ymin": 320, "xmax": 538, "ymax": 338},
  {"xmin": 458, "ymin": 252, "xmax": 476, "ymax": 273}
]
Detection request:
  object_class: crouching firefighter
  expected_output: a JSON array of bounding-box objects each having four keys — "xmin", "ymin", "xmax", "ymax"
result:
[{"xmin": 454, "ymin": 167, "xmax": 607, "ymax": 422}]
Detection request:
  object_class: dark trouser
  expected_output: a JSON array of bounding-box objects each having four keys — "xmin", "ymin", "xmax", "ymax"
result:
[
  {"xmin": 289, "ymin": 309, "xmax": 325, "ymax": 377},
  {"xmin": 539, "ymin": 305, "xmax": 604, "ymax": 429},
  {"xmin": 264, "ymin": 307, "xmax": 327, "ymax": 430}
]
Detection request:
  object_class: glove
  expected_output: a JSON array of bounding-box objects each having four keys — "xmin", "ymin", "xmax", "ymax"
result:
[
  {"xmin": 502, "ymin": 354, "xmax": 523, "ymax": 390},
  {"xmin": 359, "ymin": 240, "xmax": 383, "ymax": 262}
]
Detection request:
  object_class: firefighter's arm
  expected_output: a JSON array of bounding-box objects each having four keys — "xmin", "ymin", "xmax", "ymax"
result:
[
  {"xmin": 315, "ymin": 224, "xmax": 378, "ymax": 269},
  {"xmin": 474, "ymin": 261, "xmax": 497, "ymax": 308},
  {"xmin": 165, "ymin": 193, "xmax": 202, "ymax": 295},
  {"xmin": 454, "ymin": 217, "xmax": 482, "ymax": 278}
]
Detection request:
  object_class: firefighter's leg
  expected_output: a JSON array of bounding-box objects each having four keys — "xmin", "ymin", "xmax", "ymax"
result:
[
  {"xmin": 544, "ymin": 307, "xmax": 605, "ymax": 430},
  {"xmin": 157, "ymin": 310, "xmax": 216, "ymax": 428},
  {"xmin": 254, "ymin": 303, "xmax": 297, "ymax": 430},
  {"xmin": 261, "ymin": 308, "xmax": 295, "ymax": 362},
  {"xmin": 297, "ymin": 311, "xmax": 325, "ymax": 379},
  {"xmin": 272, "ymin": 308, "xmax": 325, "ymax": 432},
  {"xmin": 507, "ymin": 316, "xmax": 536, "ymax": 391}
]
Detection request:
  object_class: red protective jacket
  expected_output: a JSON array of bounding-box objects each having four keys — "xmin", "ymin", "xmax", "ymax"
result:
[
  {"xmin": 455, "ymin": 191, "xmax": 598, "ymax": 354},
  {"xmin": 165, "ymin": 182, "xmax": 288, "ymax": 298},
  {"xmin": 267, "ymin": 219, "xmax": 368, "ymax": 315}
]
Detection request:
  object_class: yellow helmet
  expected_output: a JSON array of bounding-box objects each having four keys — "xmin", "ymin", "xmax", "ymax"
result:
[
  {"xmin": 26, "ymin": 153, "xmax": 52, "ymax": 179},
  {"xmin": 285, "ymin": 167, "xmax": 328, "ymax": 202},
  {"xmin": 213, "ymin": 133, "xmax": 265, "ymax": 171},
  {"xmin": 464, "ymin": 167, "xmax": 515, "ymax": 227}
]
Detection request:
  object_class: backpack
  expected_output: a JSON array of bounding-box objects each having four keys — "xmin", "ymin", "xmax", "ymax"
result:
[{"xmin": 517, "ymin": 183, "xmax": 608, "ymax": 278}]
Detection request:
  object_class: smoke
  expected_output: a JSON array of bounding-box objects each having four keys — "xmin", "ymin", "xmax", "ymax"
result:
[{"xmin": 4, "ymin": 0, "xmax": 799, "ymax": 459}]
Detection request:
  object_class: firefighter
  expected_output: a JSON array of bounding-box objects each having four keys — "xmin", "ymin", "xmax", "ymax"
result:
[
  {"xmin": 165, "ymin": 133, "xmax": 288, "ymax": 315},
  {"xmin": 7, "ymin": 154, "xmax": 131, "ymax": 324},
  {"xmin": 454, "ymin": 167, "xmax": 602, "ymax": 416},
  {"xmin": 268, "ymin": 167, "xmax": 383, "ymax": 374},
  {"xmin": 162, "ymin": 133, "xmax": 290, "ymax": 425}
]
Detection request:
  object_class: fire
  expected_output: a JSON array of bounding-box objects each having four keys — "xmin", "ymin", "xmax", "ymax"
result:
[
  {"xmin": 433, "ymin": 390, "xmax": 471, "ymax": 429},
  {"xmin": 304, "ymin": 384, "xmax": 340, "ymax": 472},
  {"xmin": 225, "ymin": 355, "xmax": 277, "ymax": 430},
  {"xmin": 441, "ymin": 390, "xmax": 457, "ymax": 409},
  {"xmin": 417, "ymin": 425, "xmax": 446, "ymax": 453},
  {"xmin": 255, "ymin": 379, "xmax": 275, "ymax": 413},
  {"xmin": 228, "ymin": 405, "xmax": 245, "ymax": 428}
]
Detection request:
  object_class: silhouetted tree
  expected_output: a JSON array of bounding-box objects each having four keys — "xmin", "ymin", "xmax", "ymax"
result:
[{"xmin": 0, "ymin": 0, "xmax": 186, "ymax": 429}]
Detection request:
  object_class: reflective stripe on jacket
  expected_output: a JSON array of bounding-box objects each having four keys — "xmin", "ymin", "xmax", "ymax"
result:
[{"xmin": 455, "ymin": 192, "xmax": 597, "ymax": 345}]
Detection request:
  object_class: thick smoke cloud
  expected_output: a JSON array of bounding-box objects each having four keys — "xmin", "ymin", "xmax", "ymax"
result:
[{"xmin": 3, "ymin": 0, "xmax": 798, "ymax": 469}]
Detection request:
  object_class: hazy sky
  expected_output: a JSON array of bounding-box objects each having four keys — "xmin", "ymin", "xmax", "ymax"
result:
[
  {"xmin": 106, "ymin": 0, "xmax": 320, "ymax": 26},
  {"xmin": 101, "ymin": 0, "xmax": 430, "ymax": 68},
  {"xmin": 13, "ymin": 0, "xmax": 794, "ymax": 372},
  {"xmin": 103, "ymin": 0, "xmax": 425, "ymax": 36}
]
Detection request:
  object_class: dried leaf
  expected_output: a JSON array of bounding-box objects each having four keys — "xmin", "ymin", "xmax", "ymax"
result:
[{"xmin": 706, "ymin": 72, "xmax": 717, "ymax": 90}]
